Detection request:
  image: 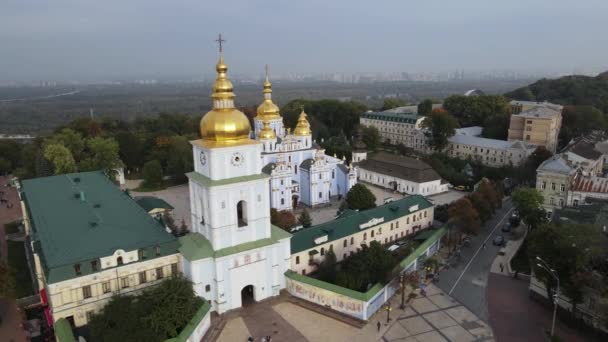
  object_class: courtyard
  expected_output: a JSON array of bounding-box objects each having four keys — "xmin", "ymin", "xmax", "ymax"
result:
[
  {"xmin": 213, "ymin": 283, "xmax": 494, "ymax": 342},
  {"xmin": 130, "ymin": 184, "xmax": 192, "ymax": 229}
]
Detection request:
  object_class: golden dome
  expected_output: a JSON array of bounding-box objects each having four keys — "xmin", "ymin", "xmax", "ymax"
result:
[
  {"xmin": 294, "ymin": 110, "xmax": 312, "ymax": 136},
  {"xmin": 200, "ymin": 55, "xmax": 251, "ymax": 143},
  {"xmin": 258, "ymin": 119, "xmax": 276, "ymax": 140},
  {"xmin": 256, "ymin": 72, "xmax": 281, "ymax": 120}
]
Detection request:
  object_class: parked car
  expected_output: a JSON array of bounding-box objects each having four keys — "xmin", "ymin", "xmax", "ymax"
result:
[
  {"xmin": 492, "ymin": 235, "xmax": 505, "ymax": 246},
  {"xmin": 387, "ymin": 244, "xmax": 400, "ymax": 252},
  {"xmin": 454, "ymin": 185, "xmax": 466, "ymax": 191},
  {"xmin": 501, "ymin": 222, "xmax": 511, "ymax": 232}
]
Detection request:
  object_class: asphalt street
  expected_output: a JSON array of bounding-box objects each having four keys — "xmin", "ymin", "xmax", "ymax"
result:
[{"xmin": 435, "ymin": 198, "xmax": 514, "ymax": 322}]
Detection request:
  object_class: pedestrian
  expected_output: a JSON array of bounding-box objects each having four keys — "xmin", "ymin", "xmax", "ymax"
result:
[
  {"xmin": 499, "ymin": 263, "xmax": 504, "ymax": 272},
  {"xmin": 377, "ymin": 321, "xmax": 381, "ymax": 332},
  {"xmin": 482, "ymin": 242, "xmax": 486, "ymax": 249}
]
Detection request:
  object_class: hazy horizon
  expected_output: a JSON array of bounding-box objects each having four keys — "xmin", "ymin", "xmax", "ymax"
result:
[{"xmin": 2, "ymin": 0, "xmax": 608, "ymax": 82}]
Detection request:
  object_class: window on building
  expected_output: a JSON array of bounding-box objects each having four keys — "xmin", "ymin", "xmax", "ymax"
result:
[
  {"xmin": 139, "ymin": 271, "xmax": 147, "ymax": 284},
  {"xmin": 237, "ymin": 200, "xmax": 248, "ymax": 227},
  {"xmin": 171, "ymin": 263, "xmax": 178, "ymax": 277},
  {"xmin": 550, "ymin": 198, "xmax": 554, "ymax": 205},
  {"xmin": 396, "ymin": 221, "xmax": 399, "ymax": 228},
  {"xmin": 350, "ymin": 237, "xmax": 354, "ymax": 245},
  {"xmin": 573, "ymin": 199, "xmax": 579, "ymax": 207},
  {"xmin": 74, "ymin": 264, "xmax": 81, "ymax": 275},
  {"xmin": 86, "ymin": 311, "xmax": 94, "ymax": 322},
  {"xmin": 156, "ymin": 267, "xmax": 164, "ymax": 280},
  {"xmin": 371, "ymin": 230, "xmax": 375, "ymax": 238},
  {"xmin": 560, "ymin": 184, "xmax": 565, "ymax": 192},
  {"xmin": 296, "ymin": 256, "xmax": 300, "ymax": 265},
  {"xmin": 138, "ymin": 249, "xmax": 146, "ymax": 260},
  {"xmin": 280, "ymin": 180, "xmax": 284, "ymax": 186},
  {"xmin": 332, "ymin": 170, "xmax": 335, "ymax": 179},
  {"xmin": 121, "ymin": 277, "xmax": 129, "ymax": 288},
  {"xmin": 559, "ymin": 199, "xmax": 564, "ymax": 207},
  {"xmin": 320, "ymin": 247, "xmax": 325, "ymax": 256},
  {"xmin": 424, "ymin": 211, "xmax": 427, "ymax": 218},
  {"xmin": 363, "ymin": 233, "xmax": 367, "ymax": 240},
  {"xmin": 302, "ymin": 269, "xmax": 306, "ymax": 275},
  {"xmin": 541, "ymin": 181, "xmax": 546, "ymax": 190},
  {"xmin": 406, "ymin": 217, "xmax": 410, "ymax": 224},
  {"xmin": 526, "ymin": 135, "xmax": 530, "ymax": 140},
  {"xmin": 280, "ymin": 198, "xmax": 285, "ymax": 205},
  {"xmin": 319, "ymin": 174, "xmax": 322, "ymax": 180},
  {"xmin": 319, "ymin": 192, "xmax": 322, "ymax": 199},
  {"xmin": 102, "ymin": 281, "xmax": 111, "ymax": 294},
  {"xmin": 295, "ymin": 165, "xmax": 298, "ymax": 174},
  {"xmin": 91, "ymin": 260, "xmax": 98, "ymax": 272},
  {"xmin": 390, "ymin": 223, "xmax": 394, "ymax": 230},
  {"xmin": 343, "ymin": 239, "xmax": 347, "ymax": 247},
  {"xmin": 82, "ymin": 285, "xmax": 92, "ymax": 299},
  {"xmin": 551, "ymin": 183, "xmax": 556, "ymax": 191},
  {"xmin": 205, "ymin": 284, "xmax": 211, "ymax": 292},
  {"xmin": 379, "ymin": 227, "xmax": 382, "ymax": 234}
]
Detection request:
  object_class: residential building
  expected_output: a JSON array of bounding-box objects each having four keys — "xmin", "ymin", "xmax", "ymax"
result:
[
  {"xmin": 357, "ymin": 152, "xmax": 448, "ymax": 196},
  {"xmin": 562, "ymin": 134, "xmax": 606, "ymax": 177},
  {"xmin": 508, "ymin": 100, "xmax": 563, "ymax": 153},
  {"xmin": 359, "ymin": 111, "xmax": 428, "ymax": 150},
  {"xmin": 252, "ymin": 73, "xmax": 356, "ymax": 210},
  {"xmin": 536, "ymin": 155, "xmax": 577, "ymax": 213},
  {"xmin": 20, "ymin": 171, "xmax": 181, "ymax": 327},
  {"xmin": 290, "ymin": 195, "xmax": 434, "ymax": 275},
  {"xmin": 447, "ymin": 134, "xmax": 536, "ymax": 168},
  {"xmin": 184, "ymin": 54, "xmax": 292, "ymax": 314}
]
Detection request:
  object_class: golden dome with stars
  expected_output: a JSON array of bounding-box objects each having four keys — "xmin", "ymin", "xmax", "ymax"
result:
[{"xmin": 199, "ymin": 55, "xmax": 252, "ymax": 143}]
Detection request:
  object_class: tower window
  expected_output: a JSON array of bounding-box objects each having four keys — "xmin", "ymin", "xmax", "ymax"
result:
[
  {"xmin": 74, "ymin": 264, "xmax": 81, "ymax": 275},
  {"xmin": 91, "ymin": 260, "xmax": 98, "ymax": 272},
  {"xmin": 296, "ymin": 256, "xmax": 300, "ymax": 265},
  {"xmin": 237, "ymin": 200, "xmax": 248, "ymax": 227},
  {"xmin": 116, "ymin": 257, "xmax": 123, "ymax": 266}
]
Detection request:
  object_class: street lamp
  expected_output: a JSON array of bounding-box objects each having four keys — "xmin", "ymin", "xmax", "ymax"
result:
[
  {"xmin": 536, "ymin": 256, "xmax": 560, "ymax": 338},
  {"xmin": 385, "ymin": 304, "xmax": 392, "ymax": 324}
]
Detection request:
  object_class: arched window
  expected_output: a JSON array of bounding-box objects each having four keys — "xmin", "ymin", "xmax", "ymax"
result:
[
  {"xmin": 117, "ymin": 256, "xmax": 123, "ymax": 266},
  {"xmin": 237, "ymin": 200, "xmax": 248, "ymax": 227}
]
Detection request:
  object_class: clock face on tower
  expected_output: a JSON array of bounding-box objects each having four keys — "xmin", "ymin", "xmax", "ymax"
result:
[
  {"xmin": 231, "ymin": 152, "xmax": 244, "ymax": 167},
  {"xmin": 199, "ymin": 151, "xmax": 207, "ymax": 166}
]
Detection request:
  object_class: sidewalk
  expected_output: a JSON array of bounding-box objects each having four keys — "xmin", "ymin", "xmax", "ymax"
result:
[{"xmin": 489, "ymin": 225, "xmax": 526, "ymax": 276}]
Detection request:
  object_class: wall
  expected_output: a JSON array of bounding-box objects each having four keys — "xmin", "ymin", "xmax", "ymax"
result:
[{"xmin": 358, "ymin": 170, "xmax": 447, "ymax": 196}]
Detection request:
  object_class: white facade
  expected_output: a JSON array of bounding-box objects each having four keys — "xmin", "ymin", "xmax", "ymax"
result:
[{"xmin": 359, "ymin": 168, "xmax": 447, "ymax": 196}]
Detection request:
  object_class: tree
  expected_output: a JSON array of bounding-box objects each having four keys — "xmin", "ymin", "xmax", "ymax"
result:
[
  {"xmin": 0, "ymin": 157, "xmax": 11, "ymax": 175},
  {"xmin": 43, "ymin": 143, "xmax": 77, "ymax": 174},
  {"xmin": 443, "ymin": 95, "xmax": 510, "ymax": 127},
  {"xmin": 79, "ymin": 137, "xmax": 123, "ymax": 172},
  {"xmin": 481, "ymin": 113, "xmax": 510, "ymax": 140},
  {"xmin": 316, "ymin": 249, "xmax": 337, "ymax": 283},
  {"xmin": 448, "ymin": 197, "xmax": 481, "ymax": 235},
  {"xmin": 275, "ymin": 210, "xmax": 296, "ymax": 231},
  {"xmin": 517, "ymin": 147, "xmax": 553, "ymax": 184},
  {"xmin": 346, "ymin": 184, "xmax": 376, "ymax": 210},
  {"xmin": 335, "ymin": 241, "xmax": 397, "ymax": 291},
  {"xmin": 90, "ymin": 277, "xmax": 203, "ymax": 342},
  {"xmin": 115, "ymin": 131, "xmax": 144, "ymax": 171},
  {"xmin": 469, "ymin": 192, "xmax": 492, "ymax": 223},
  {"xmin": 511, "ymin": 187, "xmax": 545, "ymax": 229},
  {"xmin": 166, "ymin": 135, "xmax": 193, "ymax": 184},
  {"xmin": 298, "ymin": 209, "xmax": 312, "ymax": 228},
  {"xmin": 421, "ymin": 110, "xmax": 459, "ymax": 151},
  {"xmin": 381, "ymin": 98, "xmax": 407, "ymax": 111},
  {"xmin": 361, "ymin": 126, "xmax": 381, "ymax": 150},
  {"xmin": 46, "ymin": 128, "xmax": 85, "ymax": 160},
  {"xmin": 417, "ymin": 99, "xmax": 433, "ymax": 116},
  {"xmin": 142, "ymin": 160, "xmax": 163, "ymax": 188},
  {"xmin": 0, "ymin": 262, "xmax": 15, "ymax": 298}
]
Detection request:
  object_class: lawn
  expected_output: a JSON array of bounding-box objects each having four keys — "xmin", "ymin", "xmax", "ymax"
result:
[
  {"xmin": 510, "ymin": 239, "xmax": 531, "ymax": 275},
  {"xmin": 7, "ymin": 240, "xmax": 35, "ymax": 298}
]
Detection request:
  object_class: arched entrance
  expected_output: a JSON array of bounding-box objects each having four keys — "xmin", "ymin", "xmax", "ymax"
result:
[
  {"xmin": 241, "ymin": 285, "xmax": 255, "ymax": 306},
  {"xmin": 292, "ymin": 195, "xmax": 299, "ymax": 210}
]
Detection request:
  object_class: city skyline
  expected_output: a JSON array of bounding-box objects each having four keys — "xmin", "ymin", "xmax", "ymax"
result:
[{"xmin": 2, "ymin": 0, "xmax": 608, "ymax": 82}]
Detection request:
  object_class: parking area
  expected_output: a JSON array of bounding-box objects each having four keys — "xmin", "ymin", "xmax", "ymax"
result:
[{"xmin": 427, "ymin": 190, "xmax": 467, "ymax": 206}]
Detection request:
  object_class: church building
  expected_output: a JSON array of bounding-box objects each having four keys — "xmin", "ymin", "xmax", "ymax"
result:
[
  {"xmin": 253, "ymin": 72, "xmax": 357, "ymax": 210},
  {"xmin": 182, "ymin": 52, "xmax": 292, "ymax": 313}
]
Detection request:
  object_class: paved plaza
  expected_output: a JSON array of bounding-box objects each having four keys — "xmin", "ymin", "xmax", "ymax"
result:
[
  {"xmin": 131, "ymin": 184, "xmax": 192, "ymax": 229},
  {"xmin": 213, "ymin": 284, "xmax": 493, "ymax": 342},
  {"xmin": 427, "ymin": 190, "xmax": 467, "ymax": 206}
]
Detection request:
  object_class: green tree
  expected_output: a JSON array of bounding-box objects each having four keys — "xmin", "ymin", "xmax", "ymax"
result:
[
  {"xmin": 481, "ymin": 113, "xmax": 510, "ymax": 140},
  {"xmin": 47, "ymin": 128, "xmax": 85, "ymax": 160},
  {"xmin": 115, "ymin": 131, "xmax": 144, "ymax": 171},
  {"xmin": 166, "ymin": 135, "xmax": 193, "ymax": 184},
  {"xmin": 79, "ymin": 137, "xmax": 123, "ymax": 172},
  {"xmin": 346, "ymin": 184, "xmax": 376, "ymax": 210},
  {"xmin": 317, "ymin": 249, "xmax": 337, "ymax": 283},
  {"xmin": 335, "ymin": 241, "xmax": 396, "ymax": 291},
  {"xmin": 469, "ymin": 192, "xmax": 492, "ymax": 223},
  {"xmin": 517, "ymin": 147, "xmax": 553, "ymax": 184},
  {"xmin": 361, "ymin": 126, "xmax": 381, "ymax": 150},
  {"xmin": 417, "ymin": 99, "xmax": 433, "ymax": 116},
  {"xmin": 381, "ymin": 98, "xmax": 407, "ymax": 111},
  {"xmin": 0, "ymin": 157, "xmax": 11, "ymax": 175},
  {"xmin": 43, "ymin": 143, "xmax": 77, "ymax": 174},
  {"xmin": 511, "ymin": 187, "xmax": 545, "ymax": 229},
  {"xmin": 421, "ymin": 110, "xmax": 459, "ymax": 151},
  {"xmin": 142, "ymin": 160, "xmax": 163, "ymax": 188},
  {"xmin": 298, "ymin": 209, "xmax": 313, "ymax": 228},
  {"xmin": 443, "ymin": 95, "xmax": 510, "ymax": 127}
]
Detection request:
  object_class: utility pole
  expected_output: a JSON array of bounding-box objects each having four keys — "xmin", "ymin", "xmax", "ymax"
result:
[{"xmin": 536, "ymin": 256, "xmax": 560, "ymax": 338}]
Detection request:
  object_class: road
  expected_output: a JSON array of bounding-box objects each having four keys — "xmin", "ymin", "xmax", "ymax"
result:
[{"xmin": 435, "ymin": 198, "xmax": 514, "ymax": 322}]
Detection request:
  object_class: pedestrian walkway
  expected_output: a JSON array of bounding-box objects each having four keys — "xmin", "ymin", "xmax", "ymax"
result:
[{"xmin": 489, "ymin": 224, "xmax": 526, "ymax": 276}]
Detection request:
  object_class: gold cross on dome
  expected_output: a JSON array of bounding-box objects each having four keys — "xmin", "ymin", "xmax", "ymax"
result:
[{"xmin": 215, "ymin": 33, "xmax": 226, "ymax": 53}]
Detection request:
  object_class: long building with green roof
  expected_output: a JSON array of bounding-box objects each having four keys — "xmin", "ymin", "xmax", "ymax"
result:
[
  {"xmin": 20, "ymin": 171, "xmax": 182, "ymax": 328},
  {"xmin": 290, "ymin": 195, "xmax": 434, "ymax": 275}
]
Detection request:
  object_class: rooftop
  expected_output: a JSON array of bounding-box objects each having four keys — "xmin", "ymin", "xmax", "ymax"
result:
[
  {"xmin": 454, "ymin": 126, "xmax": 483, "ymax": 137},
  {"xmin": 571, "ymin": 175, "xmax": 608, "ymax": 193},
  {"xmin": 358, "ymin": 152, "xmax": 442, "ymax": 183},
  {"xmin": 563, "ymin": 137, "xmax": 605, "ymax": 161},
  {"xmin": 449, "ymin": 134, "xmax": 512, "ymax": 150},
  {"xmin": 537, "ymin": 155, "xmax": 576, "ymax": 175},
  {"xmin": 134, "ymin": 196, "xmax": 174, "ymax": 212},
  {"xmin": 21, "ymin": 171, "xmax": 179, "ymax": 283},
  {"xmin": 290, "ymin": 195, "xmax": 433, "ymax": 254}
]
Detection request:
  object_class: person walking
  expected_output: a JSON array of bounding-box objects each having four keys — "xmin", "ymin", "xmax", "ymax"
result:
[
  {"xmin": 499, "ymin": 263, "xmax": 504, "ymax": 273},
  {"xmin": 377, "ymin": 321, "xmax": 381, "ymax": 332},
  {"xmin": 482, "ymin": 242, "xmax": 486, "ymax": 249}
]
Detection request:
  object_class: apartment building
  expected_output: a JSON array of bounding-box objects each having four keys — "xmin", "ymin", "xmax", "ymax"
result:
[
  {"xmin": 290, "ymin": 195, "xmax": 434, "ymax": 275},
  {"xmin": 360, "ymin": 111, "xmax": 428, "ymax": 150},
  {"xmin": 20, "ymin": 171, "xmax": 181, "ymax": 327},
  {"xmin": 447, "ymin": 134, "xmax": 536, "ymax": 167},
  {"xmin": 508, "ymin": 100, "xmax": 563, "ymax": 153}
]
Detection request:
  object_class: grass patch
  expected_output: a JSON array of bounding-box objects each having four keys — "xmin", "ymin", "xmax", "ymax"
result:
[
  {"xmin": 510, "ymin": 239, "xmax": 531, "ymax": 274},
  {"xmin": 7, "ymin": 240, "xmax": 34, "ymax": 298},
  {"xmin": 4, "ymin": 221, "xmax": 21, "ymax": 234}
]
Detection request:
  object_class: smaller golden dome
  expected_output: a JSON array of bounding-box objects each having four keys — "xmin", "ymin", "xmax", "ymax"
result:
[
  {"xmin": 212, "ymin": 55, "xmax": 235, "ymax": 100},
  {"xmin": 258, "ymin": 119, "xmax": 276, "ymax": 140},
  {"xmin": 256, "ymin": 74, "xmax": 281, "ymax": 120},
  {"xmin": 294, "ymin": 110, "xmax": 312, "ymax": 136}
]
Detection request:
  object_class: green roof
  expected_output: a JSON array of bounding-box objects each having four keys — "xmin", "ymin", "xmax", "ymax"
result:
[
  {"xmin": 399, "ymin": 226, "xmax": 446, "ymax": 268},
  {"xmin": 134, "ymin": 196, "xmax": 174, "ymax": 212},
  {"xmin": 54, "ymin": 318, "xmax": 76, "ymax": 342},
  {"xmin": 186, "ymin": 171, "xmax": 269, "ymax": 188},
  {"xmin": 21, "ymin": 171, "xmax": 179, "ymax": 283},
  {"xmin": 291, "ymin": 195, "xmax": 433, "ymax": 254},
  {"xmin": 361, "ymin": 112, "xmax": 421, "ymax": 124},
  {"xmin": 164, "ymin": 301, "xmax": 211, "ymax": 342},
  {"xmin": 179, "ymin": 225, "xmax": 291, "ymax": 261}
]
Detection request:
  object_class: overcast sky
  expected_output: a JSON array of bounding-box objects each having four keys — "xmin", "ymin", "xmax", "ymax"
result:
[{"xmin": 2, "ymin": 0, "xmax": 608, "ymax": 81}]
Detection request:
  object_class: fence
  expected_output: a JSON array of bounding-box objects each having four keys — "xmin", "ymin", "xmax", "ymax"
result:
[{"xmin": 285, "ymin": 227, "xmax": 446, "ymax": 320}]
